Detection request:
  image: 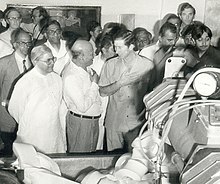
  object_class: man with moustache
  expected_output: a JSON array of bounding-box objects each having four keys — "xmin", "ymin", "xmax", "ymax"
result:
[{"xmin": 152, "ymin": 22, "xmax": 178, "ymax": 87}]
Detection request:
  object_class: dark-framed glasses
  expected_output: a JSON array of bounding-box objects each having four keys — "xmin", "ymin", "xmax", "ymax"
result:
[
  {"xmin": 47, "ymin": 29, "xmax": 62, "ymax": 35},
  {"xmin": 40, "ymin": 57, "xmax": 57, "ymax": 65},
  {"xmin": 17, "ymin": 41, "xmax": 33, "ymax": 47}
]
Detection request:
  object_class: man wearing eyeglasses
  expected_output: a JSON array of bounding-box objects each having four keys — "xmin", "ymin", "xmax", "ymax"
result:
[
  {"xmin": 8, "ymin": 44, "xmax": 66, "ymax": 154},
  {"xmin": 0, "ymin": 7, "xmax": 22, "ymax": 58},
  {"xmin": 0, "ymin": 28, "xmax": 32, "ymax": 156},
  {"xmin": 43, "ymin": 19, "xmax": 70, "ymax": 76}
]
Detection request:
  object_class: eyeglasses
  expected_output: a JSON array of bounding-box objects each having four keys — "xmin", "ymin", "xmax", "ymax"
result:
[
  {"xmin": 17, "ymin": 41, "xmax": 33, "ymax": 47},
  {"xmin": 47, "ymin": 29, "xmax": 62, "ymax": 35},
  {"xmin": 7, "ymin": 17, "xmax": 21, "ymax": 21},
  {"xmin": 40, "ymin": 57, "xmax": 57, "ymax": 65},
  {"xmin": 136, "ymin": 39, "xmax": 150, "ymax": 44}
]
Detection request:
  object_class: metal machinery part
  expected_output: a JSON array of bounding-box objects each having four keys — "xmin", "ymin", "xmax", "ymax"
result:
[{"xmin": 143, "ymin": 68, "xmax": 220, "ymax": 184}]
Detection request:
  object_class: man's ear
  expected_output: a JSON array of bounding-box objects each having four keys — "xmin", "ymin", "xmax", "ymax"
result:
[
  {"xmin": 5, "ymin": 19, "xmax": 9, "ymax": 25},
  {"xmin": 44, "ymin": 32, "xmax": 48, "ymax": 39},
  {"xmin": 89, "ymin": 31, "xmax": 93, "ymax": 38},
  {"xmin": 129, "ymin": 44, "xmax": 135, "ymax": 50}
]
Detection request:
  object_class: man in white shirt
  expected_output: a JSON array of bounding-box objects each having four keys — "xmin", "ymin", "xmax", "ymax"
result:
[
  {"xmin": 62, "ymin": 40, "xmax": 102, "ymax": 153},
  {"xmin": 0, "ymin": 7, "xmax": 22, "ymax": 58},
  {"xmin": 43, "ymin": 19, "xmax": 70, "ymax": 75},
  {"xmin": 8, "ymin": 44, "xmax": 65, "ymax": 154},
  {"xmin": 0, "ymin": 28, "xmax": 32, "ymax": 156}
]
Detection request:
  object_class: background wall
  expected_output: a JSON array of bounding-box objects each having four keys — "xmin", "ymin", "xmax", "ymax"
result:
[{"xmin": 0, "ymin": 0, "xmax": 207, "ymax": 36}]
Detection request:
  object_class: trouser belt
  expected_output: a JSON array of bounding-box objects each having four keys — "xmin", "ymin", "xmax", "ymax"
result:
[{"xmin": 70, "ymin": 111, "xmax": 101, "ymax": 119}]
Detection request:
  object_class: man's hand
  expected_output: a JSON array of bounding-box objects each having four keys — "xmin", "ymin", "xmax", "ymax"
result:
[
  {"xmin": 89, "ymin": 68, "xmax": 99, "ymax": 84},
  {"xmin": 118, "ymin": 71, "xmax": 141, "ymax": 87}
]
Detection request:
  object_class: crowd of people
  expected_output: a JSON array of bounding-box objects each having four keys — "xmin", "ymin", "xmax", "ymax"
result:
[{"xmin": 0, "ymin": 2, "xmax": 220, "ymax": 156}]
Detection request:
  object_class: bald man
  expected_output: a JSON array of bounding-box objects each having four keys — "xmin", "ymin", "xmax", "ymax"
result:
[{"xmin": 62, "ymin": 40, "xmax": 102, "ymax": 153}]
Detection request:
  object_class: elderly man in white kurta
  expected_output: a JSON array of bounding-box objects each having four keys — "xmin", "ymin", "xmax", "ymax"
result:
[{"xmin": 8, "ymin": 44, "xmax": 65, "ymax": 154}]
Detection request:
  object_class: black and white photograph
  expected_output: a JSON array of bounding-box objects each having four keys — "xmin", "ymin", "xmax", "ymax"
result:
[{"xmin": 0, "ymin": 0, "xmax": 220, "ymax": 183}]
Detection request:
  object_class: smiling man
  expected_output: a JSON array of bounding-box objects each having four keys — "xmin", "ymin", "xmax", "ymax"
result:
[
  {"xmin": 8, "ymin": 44, "xmax": 65, "ymax": 154},
  {"xmin": 43, "ymin": 19, "xmax": 70, "ymax": 75},
  {"xmin": 99, "ymin": 29, "xmax": 154, "ymax": 152}
]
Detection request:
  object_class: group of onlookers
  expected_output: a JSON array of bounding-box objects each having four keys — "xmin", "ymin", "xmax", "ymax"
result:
[{"xmin": 0, "ymin": 2, "xmax": 220, "ymax": 156}]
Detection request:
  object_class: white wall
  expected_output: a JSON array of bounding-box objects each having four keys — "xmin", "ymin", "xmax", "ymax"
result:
[{"xmin": 1, "ymin": 0, "xmax": 206, "ymax": 35}]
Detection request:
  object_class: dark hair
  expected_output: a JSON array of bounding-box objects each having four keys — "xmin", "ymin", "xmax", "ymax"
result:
[
  {"xmin": 31, "ymin": 6, "xmax": 49, "ymax": 19},
  {"xmin": 178, "ymin": 2, "xmax": 196, "ymax": 16},
  {"xmin": 159, "ymin": 22, "xmax": 177, "ymax": 37},
  {"xmin": 86, "ymin": 20, "xmax": 100, "ymax": 36},
  {"xmin": 191, "ymin": 24, "xmax": 212, "ymax": 40},
  {"xmin": 114, "ymin": 29, "xmax": 134, "ymax": 47},
  {"xmin": 166, "ymin": 14, "xmax": 180, "ymax": 22},
  {"xmin": 3, "ymin": 7, "xmax": 21, "ymax": 28},
  {"xmin": 103, "ymin": 22, "xmax": 127, "ymax": 37},
  {"xmin": 4, "ymin": 7, "xmax": 21, "ymax": 20},
  {"xmin": 95, "ymin": 33, "xmax": 114, "ymax": 55},
  {"xmin": 11, "ymin": 28, "xmax": 31, "ymax": 44},
  {"xmin": 42, "ymin": 19, "xmax": 62, "ymax": 33},
  {"xmin": 0, "ymin": 10, "xmax": 4, "ymax": 19},
  {"xmin": 132, "ymin": 27, "xmax": 152, "ymax": 40}
]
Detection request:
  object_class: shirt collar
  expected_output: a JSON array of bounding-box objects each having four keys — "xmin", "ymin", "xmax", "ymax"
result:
[{"xmin": 15, "ymin": 51, "xmax": 28, "ymax": 63}]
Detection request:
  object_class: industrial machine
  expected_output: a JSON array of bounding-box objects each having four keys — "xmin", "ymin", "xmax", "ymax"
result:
[{"xmin": 141, "ymin": 67, "xmax": 220, "ymax": 184}]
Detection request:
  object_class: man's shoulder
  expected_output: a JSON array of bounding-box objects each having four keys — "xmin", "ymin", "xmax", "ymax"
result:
[
  {"xmin": 62, "ymin": 63, "xmax": 80, "ymax": 80},
  {"xmin": 0, "ymin": 53, "xmax": 15, "ymax": 65},
  {"xmin": 142, "ymin": 42, "xmax": 158, "ymax": 51},
  {"xmin": 136, "ymin": 54, "xmax": 154, "ymax": 71},
  {"xmin": 103, "ymin": 56, "xmax": 120, "ymax": 68}
]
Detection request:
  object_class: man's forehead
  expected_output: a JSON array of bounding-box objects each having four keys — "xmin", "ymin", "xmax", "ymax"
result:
[
  {"xmin": 163, "ymin": 30, "xmax": 176, "ymax": 37},
  {"xmin": 17, "ymin": 33, "xmax": 31, "ymax": 41},
  {"xmin": 47, "ymin": 24, "xmax": 60, "ymax": 30},
  {"xmin": 72, "ymin": 40, "xmax": 92, "ymax": 50}
]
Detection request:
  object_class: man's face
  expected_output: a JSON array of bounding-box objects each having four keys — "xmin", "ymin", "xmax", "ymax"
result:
[
  {"xmin": 36, "ymin": 52, "xmax": 55, "ymax": 74},
  {"xmin": 114, "ymin": 39, "xmax": 130, "ymax": 59},
  {"xmin": 102, "ymin": 44, "xmax": 116, "ymax": 60},
  {"xmin": 14, "ymin": 33, "xmax": 32, "ymax": 56},
  {"xmin": 92, "ymin": 26, "xmax": 102, "ymax": 39},
  {"xmin": 159, "ymin": 30, "xmax": 177, "ymax": 51},
  {"xmin": 195, "ymin": 32, "xmax": 211, "ymax": 53},
  {"xmin": 45, "ymin": 24, "xmax": 62, "ymax": 44},
  {"xmin": 180, "ymin": 8, "xmax": 195, "ymax": 26},
  {"xmin": 167, "ymin": 18, "xmax": 181, "ymax": 33},
  {"xmin": 134, "ymin": 31, "xmax": 151, "ymax": 51},
  {"xmin": 6, "ymin": 10, "xmax": 21, "ymax": 30},
  {"xmin": 82, "ymin": 44, "xmax": 94, "ymax": 67},
  {"xmin": 32, "ymin": 10, "xmax": 43, "ymax": 24}
]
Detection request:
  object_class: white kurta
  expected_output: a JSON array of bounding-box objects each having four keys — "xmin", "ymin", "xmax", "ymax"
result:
[{"xmin": 8, "ymin": 68, "xmax": 65, "ymax": 154}]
